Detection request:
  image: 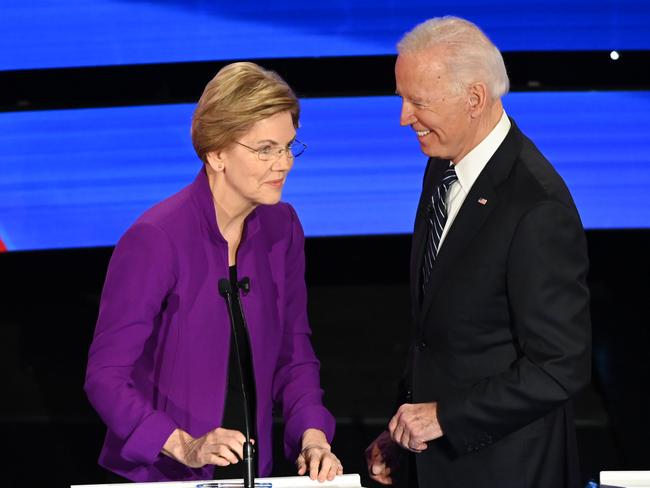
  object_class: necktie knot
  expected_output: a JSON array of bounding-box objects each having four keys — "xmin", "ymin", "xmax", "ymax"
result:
[{"xmin": 440, "ymin": 165, "xmax": 458, "ymax": 191}]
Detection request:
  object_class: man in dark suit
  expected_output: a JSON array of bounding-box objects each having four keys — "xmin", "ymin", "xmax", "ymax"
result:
[{"xmin": 365, "ymin": 16, "xmax": 591, "ymax": 488}]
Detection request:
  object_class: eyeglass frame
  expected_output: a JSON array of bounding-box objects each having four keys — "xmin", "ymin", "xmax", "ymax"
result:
[{"xmin": 234, "ymin": 138, "xmax": 307, "ymax": 162}]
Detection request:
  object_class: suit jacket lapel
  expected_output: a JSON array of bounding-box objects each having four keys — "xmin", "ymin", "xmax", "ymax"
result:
[
  {"xmin": 410, "ymin": 158, "xmax": 449, "ymax": 308},
  {"xmin": 418, "ymin": 172, "xmax": 498, "ymax": 323},
  {"xmin": 417, "ymin": 119, "xmax": 524, "ymax": 325}
]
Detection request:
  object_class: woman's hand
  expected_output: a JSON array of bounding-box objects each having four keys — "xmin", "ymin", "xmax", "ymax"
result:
[
  {"xmin": 162, "ymin": 427, "xmax": 250, "ymax": 468},
  {"xmin": 295, "ymin": 428, "xmax": 343, "ymax": 482}
]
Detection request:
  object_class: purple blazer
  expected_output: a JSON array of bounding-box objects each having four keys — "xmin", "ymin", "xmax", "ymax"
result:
[{"xmin": 85, "ymin": 168, "xmax": 335, "ymax": 481}]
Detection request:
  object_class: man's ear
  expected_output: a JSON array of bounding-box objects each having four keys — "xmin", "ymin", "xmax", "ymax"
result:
[{"xmin": 468, "ymin": 82, "xmax": 488, "ymax": 118}]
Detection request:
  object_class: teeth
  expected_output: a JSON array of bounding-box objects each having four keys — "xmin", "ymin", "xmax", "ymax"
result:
[{"xmin": 416, "ymin": 129, "xmax": 431, "ymax": 137}]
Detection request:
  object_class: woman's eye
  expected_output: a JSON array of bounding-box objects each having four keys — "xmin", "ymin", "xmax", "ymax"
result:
[{"xmin": 258, "ymin": 146, "xmax": 274, "ymax": 155}]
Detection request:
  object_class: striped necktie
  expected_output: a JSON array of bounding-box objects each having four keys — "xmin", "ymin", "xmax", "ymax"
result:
[{"xmin": 421, "ymin": 164, "xmax": 458, "ymax": 297}]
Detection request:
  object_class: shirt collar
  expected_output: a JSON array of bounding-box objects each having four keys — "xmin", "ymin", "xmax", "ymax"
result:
[{"xmin": 454, "ymin": 110, "xmax": 511, "ymax": 193}]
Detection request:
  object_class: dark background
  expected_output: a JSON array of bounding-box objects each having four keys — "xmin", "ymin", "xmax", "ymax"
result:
[
  {"xmin": 1, "ymin": 32, "xmax": 650, "ymax": 488},
  {"xmin": 1, "ymin": 228, "xmax": 650, "ymax": 487}
]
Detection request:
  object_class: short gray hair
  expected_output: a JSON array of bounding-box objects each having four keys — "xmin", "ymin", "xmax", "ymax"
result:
[{"xmin": 397, "ymin": 16, "xmax": 509, "ymax": 98}]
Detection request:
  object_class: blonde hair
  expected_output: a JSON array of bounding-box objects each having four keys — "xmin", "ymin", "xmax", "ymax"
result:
[
  {"xmin": 191, "ymin": 62, "xmax": 300, "ymax": 163},
  {"xmin": 397, "ymin": 16, "xmax": 509, "ymax": 98}
]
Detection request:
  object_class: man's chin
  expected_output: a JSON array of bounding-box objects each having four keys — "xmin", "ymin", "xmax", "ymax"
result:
[{"xmin": 419, "ymin": 142, "xmax": 441, "ymax": 158}]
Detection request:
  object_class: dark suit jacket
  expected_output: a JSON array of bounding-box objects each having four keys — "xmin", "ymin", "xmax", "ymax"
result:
[{"xmin": 405, "ymin": 119, "xmax": 591, "ymax": 488}]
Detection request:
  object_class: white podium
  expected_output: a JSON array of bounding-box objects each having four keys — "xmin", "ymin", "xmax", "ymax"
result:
[
  {"xmin": 71, "ymin": 473, "xmax": 363, "ymax": 488},
  {"xmin": 601, "ymin": 471, "xmax": 650, "ymax": 488}
]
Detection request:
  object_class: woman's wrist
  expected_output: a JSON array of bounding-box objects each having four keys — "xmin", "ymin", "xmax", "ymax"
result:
[
  {"xmin": 300, "ymin": 428, "xmax": 330, "ymax": 451},
  {"xmin": 162, "ymin": 428, "xmax": 194, "ymax": 463}
]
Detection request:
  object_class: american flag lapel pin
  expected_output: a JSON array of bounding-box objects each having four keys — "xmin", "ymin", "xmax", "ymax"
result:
[{"xmin": 478, "ymin": 197, "xmax": 488, "ymax": 205}]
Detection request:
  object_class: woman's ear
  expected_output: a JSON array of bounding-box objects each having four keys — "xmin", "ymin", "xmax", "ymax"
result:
[{"xmin": 206, "ymin": 151, "xmax": 225, "ymax": 172}]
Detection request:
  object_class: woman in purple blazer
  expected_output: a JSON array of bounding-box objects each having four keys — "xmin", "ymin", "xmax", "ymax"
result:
[{"xmin": 85, "ymin": 62, "xmax": 341, "ymax": 483}]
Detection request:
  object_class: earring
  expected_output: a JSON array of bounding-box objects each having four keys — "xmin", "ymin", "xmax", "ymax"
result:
[{"xmin": 216, "ymin": 162, "xmax": 225, "ymax": 172}]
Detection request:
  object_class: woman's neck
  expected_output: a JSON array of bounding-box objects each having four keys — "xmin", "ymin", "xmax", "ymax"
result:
[{"xmin": 208, "ymin": 172, "xmax": 256, "ymax": 265}]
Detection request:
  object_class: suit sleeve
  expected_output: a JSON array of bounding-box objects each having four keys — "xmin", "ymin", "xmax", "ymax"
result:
[
  {"xmin": 272, "ymin": 205, "xmax": 335, "ymax": 460},
  {"xmin": 437, "ymin": 200, "xmax": 591, "ymax": 454},
  {"xmin": 84, "ymin": 222, "xmax": 179, "ymax": 465}
]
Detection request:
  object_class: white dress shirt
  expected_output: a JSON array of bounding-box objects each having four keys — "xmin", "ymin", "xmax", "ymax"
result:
[{"xmin": 438, "ymin": 111, "xmax": 511, "ymax": 250}]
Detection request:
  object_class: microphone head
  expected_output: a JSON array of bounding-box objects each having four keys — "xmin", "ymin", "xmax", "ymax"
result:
[
  {"xmin": 218, "ymin": 278, "xmax": 232, "ymax": 297},
  {"xmin": 238, "ymin": 277, "xmax": 251, "ymax": 295}
]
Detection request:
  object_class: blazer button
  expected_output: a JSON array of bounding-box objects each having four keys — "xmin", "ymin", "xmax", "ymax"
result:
[{"xmin": 418, "ymin": 340, "xmax": 428, "ymax": 351}]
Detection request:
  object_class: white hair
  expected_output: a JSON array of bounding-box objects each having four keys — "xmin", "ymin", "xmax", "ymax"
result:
[{"xmin": 397, "ymin": 16, "xmax": 510, "ymax": 98}]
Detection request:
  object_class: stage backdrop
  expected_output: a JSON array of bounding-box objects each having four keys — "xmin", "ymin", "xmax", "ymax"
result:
[{"xmin": 1, "ymin": 91, "xmax": 649, "ymax": 251}]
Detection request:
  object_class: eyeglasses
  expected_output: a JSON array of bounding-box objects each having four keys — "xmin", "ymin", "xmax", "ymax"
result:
[{"xmin": 235, "ymin": 139, "xmax": 307, "ymax": 162}]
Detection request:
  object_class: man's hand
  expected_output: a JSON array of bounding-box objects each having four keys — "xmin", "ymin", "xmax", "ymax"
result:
[
  {"xmin": 296, "ymin": 428, "xmax": 343, "ymax": 482},
  {"xmin": 388, "ymin": 402, "xmax": 443, "ymax": 452},
  {"xmin": 365, "ymin": 430, "xmax": 401, "ymax": 485}
]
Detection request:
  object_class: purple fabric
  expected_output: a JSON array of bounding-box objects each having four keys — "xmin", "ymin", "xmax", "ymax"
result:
[{"xmin": 85, "ymin": 168, "xmax": 335, "ymax": 481}]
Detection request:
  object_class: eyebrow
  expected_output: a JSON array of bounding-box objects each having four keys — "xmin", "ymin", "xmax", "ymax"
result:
[
  {"xmin": 395, "ymin": 90, "xmax": 424, "ymax": 103},
  {"xmin": 252, "ymin": 136, "xmax": 296, "ymax": 146}
]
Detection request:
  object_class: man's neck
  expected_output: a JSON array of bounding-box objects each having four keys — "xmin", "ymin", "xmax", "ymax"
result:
[{"xmin": 452, "ymin": 100, "xmax": 504, "ymax": 164}]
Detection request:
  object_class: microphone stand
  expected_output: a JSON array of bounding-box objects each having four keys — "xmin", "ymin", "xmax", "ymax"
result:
[{"xmin": 218, "ymin": 278, "xmax": 255, "ymax": 488}]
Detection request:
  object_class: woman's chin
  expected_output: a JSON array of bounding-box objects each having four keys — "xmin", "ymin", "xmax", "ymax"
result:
[{"xmin": 255, "ymin": 193, "xmax": 283, "ymax": 206}]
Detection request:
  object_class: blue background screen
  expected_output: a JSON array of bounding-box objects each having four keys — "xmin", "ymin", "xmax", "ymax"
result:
[
  {"xmin": 1, "ymin": 91, "xmax": 649, "ymax": 251},
  {"xmin": 2, "ymin": 1, "xmax": 649, "ymax": 71}
]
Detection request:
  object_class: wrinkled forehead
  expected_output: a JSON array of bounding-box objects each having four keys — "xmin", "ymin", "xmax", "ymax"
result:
[{"xmin": 395, "ymin": 51, "xmax": 453, "ymax": 98}]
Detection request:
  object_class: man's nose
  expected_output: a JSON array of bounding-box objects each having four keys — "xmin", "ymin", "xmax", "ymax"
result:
[{"xmin": 400, "ymin": 100, "xmax": 416, "ymax": 126}]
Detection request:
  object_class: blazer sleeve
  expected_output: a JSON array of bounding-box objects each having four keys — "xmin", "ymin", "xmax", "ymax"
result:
[
  {"xmin": 84, "ymin": 222, "xmax": 179, "ymax": 465},
  {"xmin": 271, "ymin": 205, "xmax": 335, "ymax": 460},
  {"xmin": 437, "ymin": 200, "xmax": 591, "ymax": 454}
]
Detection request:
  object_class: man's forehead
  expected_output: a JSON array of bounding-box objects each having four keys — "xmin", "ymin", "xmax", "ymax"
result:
[
  {"xmin": 396, "ymin": 51, "xmax": 449, "ymax": 95},
  {"xmin": 397, "ymin": 50, "xmax": 447, "ymax": 77}
]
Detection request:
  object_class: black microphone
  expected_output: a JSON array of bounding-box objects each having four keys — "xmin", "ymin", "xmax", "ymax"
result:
[
  {"xmin": 218, "ymin": 278, "xmax": 255, "ymax": 488},
  {"xmin": 237, "ymin": 276, "xmax": 251, "ymax": 296},
  {"xmin": 218, "ymin": 278, "xmax": 232, "ymax": 297}
]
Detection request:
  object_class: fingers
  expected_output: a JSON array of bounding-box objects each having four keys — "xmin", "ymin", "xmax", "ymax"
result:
[
  {"xmin": 366, "ymin": 435, "xmax": 394, "ymax": 485},
  {"xmin": 388, "ymin": 409, "xmax": 405, "ymax": 447},
  {"xmin": 202, "ymin": 428, "xmax": 249, "ymax": 466},
  {"xmin": 308, "ymin": 449, "xmax": 320, "ymax": 480},
  {"xmin": 365, "ymin": 439, "xmax": 384, "ymax": 468},
  {"xmin": 316, "ymin": 453, "xmax": 332, "ymax": 482},
  {"xmin": 208, "ymin": 444, "xmax": 240, "ymax": 466},
  {"xmin": 387, "ymin": 410, "xmax": 400, "ymax": 438},
  {"xmin": 296, "ymin": 453, "xmax": 307, "ymax": 476},
  {"xmin": 369, "ymin": 463, "xmax": 393, "ymax": 485},
  {"xmin": 389, "ymin": 405, "xmax": 422, "ymax": 452},
  {"xmin": 297, "ymin": 447, "xmax": 343, "ymax": 482},
  {"xmin": 317, "ymin": 452, "xmax": 342, "ymax": 482},
  {"xmin": 322, "ymin": 452, "xmax": 342, "ymax": 481}
]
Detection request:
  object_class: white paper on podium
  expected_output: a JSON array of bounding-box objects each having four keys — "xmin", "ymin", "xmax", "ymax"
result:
[
  {"xmin": 71, "ymin": 473, "xmax": 363, "ymax": 488},
  {"xmin": 601, "ymin": 471, "xmax": 650, "ymax": 488}
]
